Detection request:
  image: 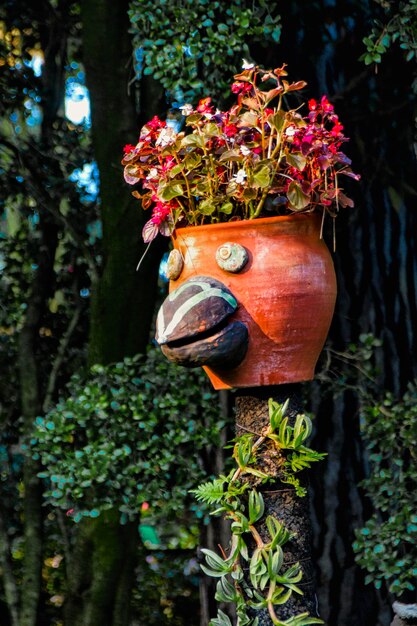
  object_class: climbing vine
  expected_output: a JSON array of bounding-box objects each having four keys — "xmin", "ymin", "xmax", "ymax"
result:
[{"xmin": 192, "ymin": 399, "xmax": 325, "ymax": 626}]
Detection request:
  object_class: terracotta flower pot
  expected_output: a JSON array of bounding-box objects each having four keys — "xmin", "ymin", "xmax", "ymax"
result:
[{"xmin": 156, "ymin": 214, "xmax": 337, "ymax": 390}]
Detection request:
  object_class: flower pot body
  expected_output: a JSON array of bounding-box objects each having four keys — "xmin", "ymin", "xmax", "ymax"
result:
[{"xmin": 167, "ymin": 214, "xmax": 337, "ymax": 390}]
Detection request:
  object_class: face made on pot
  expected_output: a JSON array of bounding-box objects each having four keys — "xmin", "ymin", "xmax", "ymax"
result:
[{"xmin": 155, "ymin": 216, "xmax": 337, "ymax": 390}]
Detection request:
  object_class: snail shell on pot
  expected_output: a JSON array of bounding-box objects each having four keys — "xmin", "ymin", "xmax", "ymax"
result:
[
  {"xmin": 166, "ymin": 249, "xmax": 184, "ymax": 280},
  {"xmin": 215, "ymin": 242, "xmax": 248, "ymax": 273}
]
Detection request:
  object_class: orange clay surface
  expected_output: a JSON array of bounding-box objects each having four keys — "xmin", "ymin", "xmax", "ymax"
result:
[{"xmin": 170, "ymin": 214, "xmax": 337, "ymax": 390}]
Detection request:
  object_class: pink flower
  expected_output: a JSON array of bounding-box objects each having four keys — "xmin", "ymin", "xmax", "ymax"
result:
[
  {"xmin": 151, "ymin": 203, "xmax": 172, "ymax": 226},
  {"xmin": 142, "ymin": 201, "xmax": 176, "ymax": 242},
  {"xmin": 196, "ymin": 97, "xmax": 213, "ymax": 114}
]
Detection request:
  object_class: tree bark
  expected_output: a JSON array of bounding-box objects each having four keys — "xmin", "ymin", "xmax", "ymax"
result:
[
  {"xmin": 80, "ymin": 0, "xmax": 165, "ymax": 366},
  {"xmin": 18, "ymin": 216, "xmax": 59, "ymax": 626},
  {"xmin": 63, "ymin": 1, "xmax": 166, "ymax": 624},
  {"xmin": 0, "ymin": 511, "xmax": 19, "ymax": 626},
  {"xmin": 199, "ymin": 390, "xmax": 235, "ymax": 626}
]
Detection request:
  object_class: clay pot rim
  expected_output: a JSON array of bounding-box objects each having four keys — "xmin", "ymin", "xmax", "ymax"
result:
[{"xmin": 172, "ymin": 212, "xmax": 320, "ymax": 238}]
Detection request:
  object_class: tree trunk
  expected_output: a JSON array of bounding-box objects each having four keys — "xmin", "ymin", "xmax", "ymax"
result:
[
  {"xmin": 18, "ymin": 217, "xmax": 59, "ymax": 626},
  {"xmin": 63, "ymin": 1, "xmax": 166, "ymax": 624},
  {"xmin": 199, "ymin": 391, "xmax": 235, "ymax": 626},
  {"xmin": 80, "ymin": 0, "xmax": 165, "ymax": 367}
]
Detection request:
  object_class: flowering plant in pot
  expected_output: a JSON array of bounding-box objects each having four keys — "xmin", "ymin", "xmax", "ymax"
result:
[
  {"xmin": 122, "ymin": 62, "xmax": 359, "ymax": 244},
  {"xmin": 122, "ymin": 63, "xmax": 360, "ymax": 390}
]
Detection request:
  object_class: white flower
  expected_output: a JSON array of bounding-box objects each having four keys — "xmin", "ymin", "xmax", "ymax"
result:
[
  {"xmin": 155, "ymin": 127, "xmax": 177, "ymax": 147},
  {"xmin": 240, "ymin": 145, "xmax": 251, "ymax": 156},
  {"xmin": 179, "ymin": 103, "xmax": 193, "ymax": 116},
  {"xmin": 146, "ymin": 168, "xmax": 158, "ymax": 180},
  {"xmin": 242, "ymin": 58, "xmax": 255, "ymax": 70},
  {"xmin": 233, "ymin": 169, "xmax": 247, "ymax": 184},
  {"xmin": 285, "ymin": 126, "xmax": 296, "ymax": 138}
]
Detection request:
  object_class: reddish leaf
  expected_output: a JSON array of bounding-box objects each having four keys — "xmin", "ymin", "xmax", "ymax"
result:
[
  {"xmin": 283, "ymin": 80, "xmax": 308, "ymax": 92},
  {"xmin": 142, "ymin": 220, "xmax": 159, "ymax": 243}
]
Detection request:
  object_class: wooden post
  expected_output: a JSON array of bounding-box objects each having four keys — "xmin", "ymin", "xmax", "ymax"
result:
[{"xmin": 235, "ymin": 385, "xmax": 320, "ymax": 623}]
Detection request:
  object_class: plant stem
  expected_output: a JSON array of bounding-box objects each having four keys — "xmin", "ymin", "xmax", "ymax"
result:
[{"xmin": 174, "ymin": 154, "xmax": 195, "ymax": 212}]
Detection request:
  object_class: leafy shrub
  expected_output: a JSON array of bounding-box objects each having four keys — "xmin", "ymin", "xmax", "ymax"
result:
[
  {"xmin": 30, "ymin": 347, "xmax": 225, "ymax": 524},
  {"xmin": 128, "ymin": 0, "xmax": 281, "ymax": 102},
  {"xmin": 353, "ymin": 382, "xmax": 417, "ymax": 595}
]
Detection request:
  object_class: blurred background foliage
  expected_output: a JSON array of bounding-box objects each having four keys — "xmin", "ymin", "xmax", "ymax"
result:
[{"xmin": 0, "ymin": 0, "xmax": 417, "ymax": 625}]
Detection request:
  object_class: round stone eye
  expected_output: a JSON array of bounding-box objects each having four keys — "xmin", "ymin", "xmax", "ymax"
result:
[
  {"xmin": 215, "ymin": 242, "xmax": 248, "ymax": 273},
  {"xmin": 166, "ymin": 249, "xmax": 183, "ymax": 280}
]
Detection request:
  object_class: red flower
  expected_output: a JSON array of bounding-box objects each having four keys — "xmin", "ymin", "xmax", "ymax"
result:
[
  {"xmin": 331, "ymin": 121, "xmax": 344, "ymax": 136},
  {"xmin": 308, "ymin": 99, "xmax": 317, "ymax": 111},
  {"xmin": 320, "ymin": 95, "xmax": 334, "ymax": 113},
  {"xmin": 123, "ymin": 144, "xmax": 136, "ymax": 154},
  {"xmin": 147, "ymin": 115, "xmax": 166, "ymax": 131},
  {"xmin": 223, "ymin": 122, "xmax": 238, "ymax": 137},
  {"xmin": 160, "ymin": 156, "xmax": 176, "ymax": 171},
  {"xmin": 231, "ymin": 81, "xmax": 252, "ymax": 95}
]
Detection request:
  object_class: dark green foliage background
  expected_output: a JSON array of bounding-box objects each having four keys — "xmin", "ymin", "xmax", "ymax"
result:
[
  {"xmin": 32, "ymin": 348, "xmax": 224, "ymax": 523},
  {"xmin": 1, "ymin": 0, "xmax": 417, "ymax": 625}
]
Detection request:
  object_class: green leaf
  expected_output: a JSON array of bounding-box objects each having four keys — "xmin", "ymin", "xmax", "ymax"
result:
[
  {"xmin": 286, "ymin": 152, "xmax": 307, "ymax": 171},
  {"xmin": 191, "ymin": 477, "xmax": 226, "ymax": 504},
  {"xmin": 185, "ymin": 113, "xmax": 203, "ymax": 125},
  {"xmin": 160, "ymin": 183, "xmax": 185, "ymax": 201},
  {"xmin": 219, "ymin": 201, "xmax": 233, "ymax": 214},
  {"xmin": 267, "ymin": 516, "xmax": 293, "ymax": 550},
  {"xmin": 169, "ymin": 164, "xmax": 184, "ymax": 176},
  {"xmin": 215, "ymin": 576, "xmax": 238, "ymax": 603},
  {"xmin": 248, "ymin": 490, "xmax": 265, "ymax": 524},
  {"xmin": 268, "ymin": 110, "xmax": 286, "ymax": 132},
  {"xmin": 237, "ymin": 111, "xmax": 259, "ymax": 127},
  {"xmin": 253, "ymin": 165, "xmax": 271, "ymax": 189},
  {"xmin": 201, "ymin": 564, "xmax": 228, "ymax": 578},
  {"xmin": 287, "ymin": 181, "xmax": 311, "ymax": 210},
  {"xmin": 244, "ymin": 467, "xmax": 270, "ymax": 480},
  {"xmin": 209, "ymin": 610, "xmax": 233, "ymax": 626},
  {"xmin": 269, "ymin": 398, "xmax": 289, "ymax": 433},
  {"xmin": 203, "ymin": 122, "xmax": 221, "ymax": 136},
  {"xmin": 267, "ymin": 546, "xmax": 284, "ymax": 579},
  {"xmin": 218, "ymin": 150, "xmax": 243, "ymax": 163},
  {"xmin": 270, "ymin": 586, "xmax": 292, "ymax": 605},
  {"xmin": 181, "ymin": 134, "xmax": 205, "ymax": 148},
  {"xmin": 198, "ymin": 198, "xmax": 216, "ymax": 215},
  {"xmin": 184, "ymin": 152, "xmax": 202, "ymax": 170}
]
